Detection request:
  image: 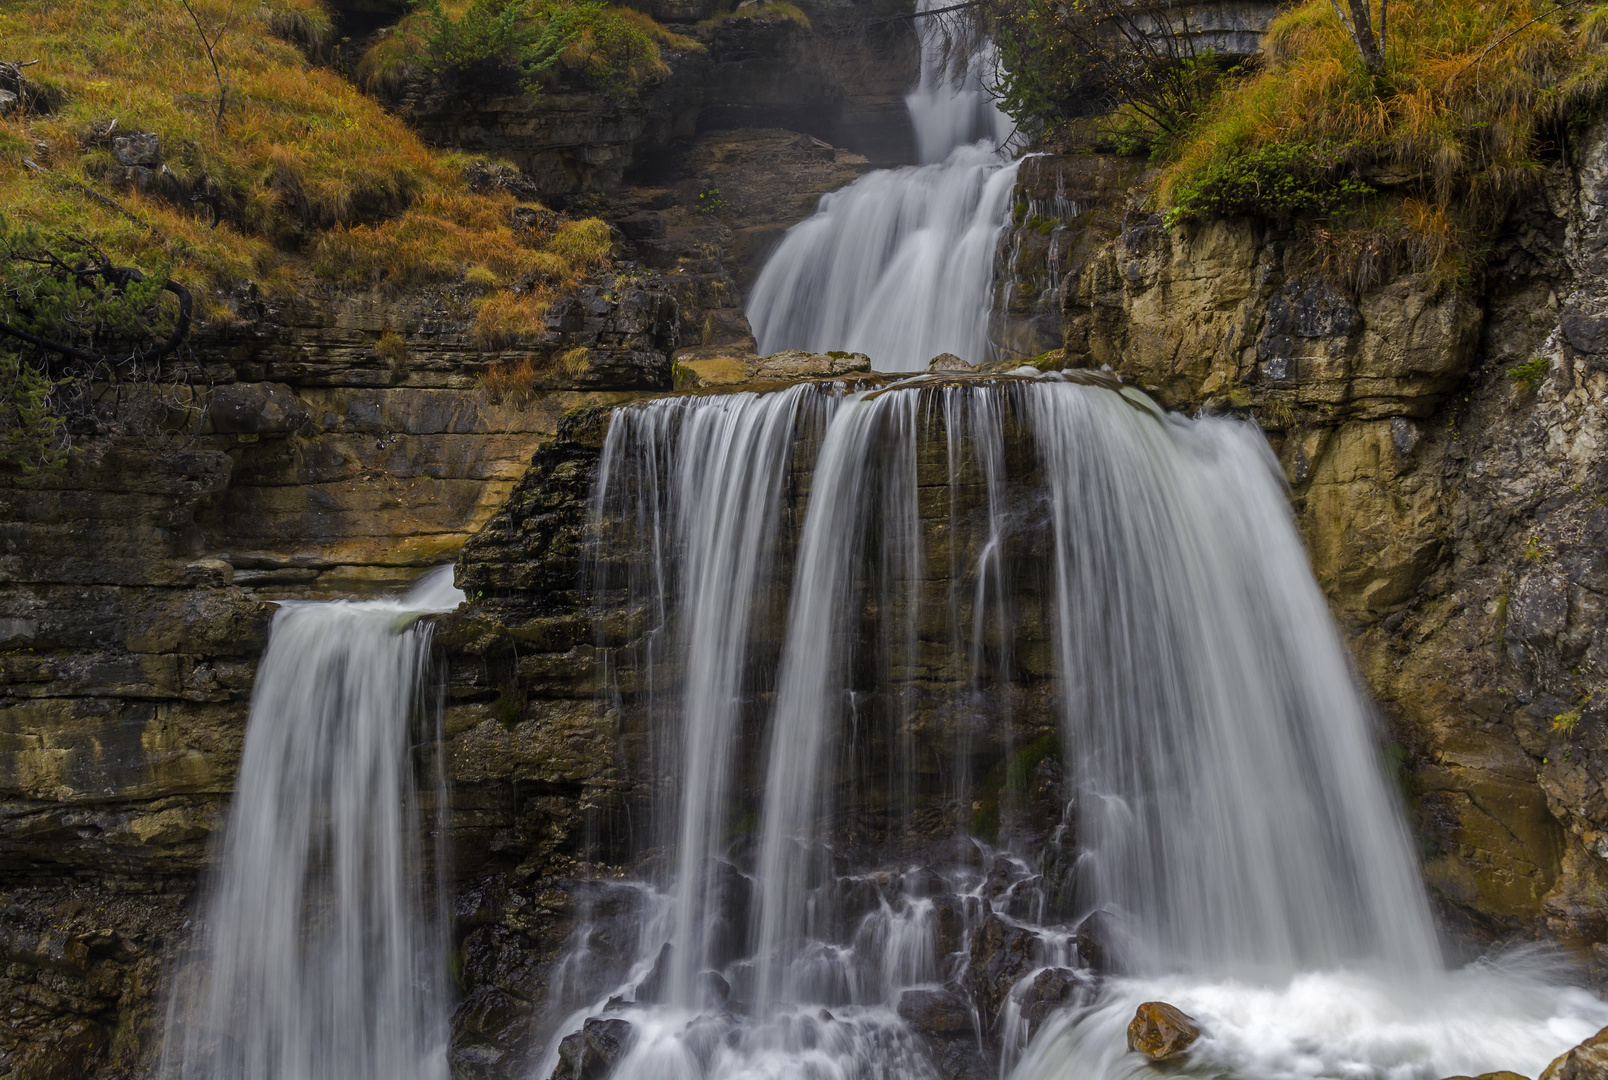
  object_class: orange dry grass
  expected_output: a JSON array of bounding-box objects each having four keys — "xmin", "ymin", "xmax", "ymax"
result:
[
  {"xmin": 314, "ymin": 189, "xmax": 592, "ymax": 290},
  {"xmin": 1165, "ymin": 0, "xmax": 1608, "ymax": 222},
  {"xmin": 474, "ymin": 289, "xmax": 556, "ymax": 349},
  {"xmin": 0, "ymin": 0, "xmax": 611, "ymax": 324}
]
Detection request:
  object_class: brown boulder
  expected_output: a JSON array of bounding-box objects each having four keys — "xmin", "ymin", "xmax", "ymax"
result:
[
  {"xmin": 1541, "ymin": 1025, "xmax": 1608, "ymax": 1080},
  {"xmin": 1126, "ymin": 1001, "xmax": 1201, "ymax": 1061}
]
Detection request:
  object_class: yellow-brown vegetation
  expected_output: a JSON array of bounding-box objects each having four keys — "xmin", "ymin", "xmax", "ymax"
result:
[
  {"xmin": 0, "ymin": 0, "xmax": 610, "ymax": 322},
  {"xmin": 1162, "ymin": 0, "xmax": 1608, "ymax": 279}
]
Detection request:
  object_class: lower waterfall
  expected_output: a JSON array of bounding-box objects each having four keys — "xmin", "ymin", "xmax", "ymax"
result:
[
  {"xmin": 160, "ymin": 568, "xmax": 462, "ymax": 1080},
  {"xmin": 548, "ymin": 374, "xmax": 1608, "ymax": 1080}
]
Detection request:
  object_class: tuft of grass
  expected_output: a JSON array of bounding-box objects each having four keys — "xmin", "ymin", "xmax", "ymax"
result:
[
  {"xmin": 474, "ymin": 290, "xmax": 553, "ymax": 349},
  {"xmin": 465, "ymin": 264, "xmax": 502, "ymax": 293},
  {"xmin": 374, "ymin": 330, "xmax": 408, "ymax": 376},
  {"xmin": 550, "ymin": 217, "xmax": 613, "ymax": 268},
  {"xmin": 1554, "ymin": 709, "xmax": 1581, "ymax": 737},
  {"xmin": 553, "ymin": 346, "xmax": 591, "ymax": 377}
]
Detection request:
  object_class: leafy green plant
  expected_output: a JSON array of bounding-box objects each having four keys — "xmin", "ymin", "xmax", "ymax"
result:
[
  {"xmin": 695, "ymin": 186, "xmax": 727, "ymax": 215},
  {"xmin": 1554, "ymin": 709, "xmax": 1581, "ymax": 737},
  {"xmin": 1165, "ymin": 142, "xmax": 1375, "ymax": 226},
  {"xmin": 0, "ymin": 221, "xmax": 194, "ymax": 472}
]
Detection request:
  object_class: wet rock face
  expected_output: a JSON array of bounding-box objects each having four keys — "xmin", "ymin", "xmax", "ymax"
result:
[
  {"xmin": 1542, "ymin": 1025, "xmax": 1608, "ymax": 1080},
  {"xmin": 0, "ymin": 275, "xmax": 678, "ymax": 1077},
  {"xmin": 897, "ymin": 988, "xmax": 972, "ymax": 1035},
  {"xmin": 964, "ymin": 914, "xmax": 1039, "ymax": 1029},
  {"xmin": 388, "ymin": 0, "xmax": 917, "ymax": 196}
]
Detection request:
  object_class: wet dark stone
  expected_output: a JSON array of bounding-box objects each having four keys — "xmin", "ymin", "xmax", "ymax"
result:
[
  {"xmin": 632, "ymin": 941, "xmax": 673, "ymax": 1004},
  {"xmin": 931, "ymin": 893, "xmax": 966, "ymax": 958},
  {"xmin": 703, "ymin": 858, "xmax": 754, "ymax": 968},
  {"xmin": 897, "ymin": 987, "xmax": 972, "ymax": 1035},
  {"xmin": 963, "ymin": 913, "xmax": 1038, "ymax": 1027},
  {"xmin": 1076, "ymin": 910, "xmax": 1117, "ymax": 975},
  {"xmin": 1017, "ymin": 967, "xmax": 1086, "ymax": 1036},
  {"xmin": 701, "ymin": 969, "xmax": 731, "ymax": 1007},
  {"xmin": 902, "ymin": 866, "xmax": 947, "ymax": 897},
  {"xmin": 553, "ymin": 1017, "xmax": 635, "ymax": 1080}
]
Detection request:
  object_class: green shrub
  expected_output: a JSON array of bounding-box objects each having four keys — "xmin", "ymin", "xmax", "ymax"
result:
[
  {"xmin": 1164, "ymin": 143, "xmax": 1374, "ymax": 226},
  {"xmin": 0, "ymin": 222, "xmax": 189, "ymax": 472},
  {"xmin": 413, "ymin": 0, "xmax": 580, "ymax": 95},
  {"xmin": 1506, "ymin": 355, "xmax": 1550, "ymax": 390}
]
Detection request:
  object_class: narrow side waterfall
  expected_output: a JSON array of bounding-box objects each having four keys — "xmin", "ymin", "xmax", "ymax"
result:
[
  {"xmin": 161, "ymin": 569, "xmax": 462, "ymax": 1080},
  {"xmin": 547, "ymin": 374, "xmax": 1608, "ymax": 1080},
  {"xmin": 747, "ymin": 1, "xmax": 1019, "ymax": 371}
]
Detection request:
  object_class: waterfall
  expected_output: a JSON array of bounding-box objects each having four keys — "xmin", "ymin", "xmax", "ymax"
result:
[
  {"xmin": 746, "ymin": 1, "xmax": 1019, "ymax": 372},
  {"xmin": 752, "ymin": 385, "xmax": 925, "ymax": 1010},
  {"xmin": 160, "ymin": 568, "xmax": 462, "ymax": 1080},
  {"xmin": 590, "ymin": 385, "xmax": 827, "ymax": 1008},
  {"xmin": 1028, "ymin": 386, "xmax": 1440, "ymax": 976},
  {"xmin": 555, "ymin": 374, "xmax": 1608, "ymax": 1080}
]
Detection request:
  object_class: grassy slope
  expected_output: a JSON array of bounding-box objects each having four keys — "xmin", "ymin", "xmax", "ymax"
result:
[
  {"xmin": 0, "ymin": 0, "xmax": 610, "ymax": 336},
  {"xmin": 1159, "ymin": 0, "xmax": 1608, "ymax": 281}
]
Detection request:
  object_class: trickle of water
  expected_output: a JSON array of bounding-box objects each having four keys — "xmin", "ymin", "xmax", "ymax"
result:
[{"xmin": 160, "ymin": 568, "xmax": 462, "ymax": 1080}]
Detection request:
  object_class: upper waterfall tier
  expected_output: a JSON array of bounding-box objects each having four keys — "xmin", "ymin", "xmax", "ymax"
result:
[{"xmin": 746, "ymin": 0, "xmax": 1019, "ymax": 371}]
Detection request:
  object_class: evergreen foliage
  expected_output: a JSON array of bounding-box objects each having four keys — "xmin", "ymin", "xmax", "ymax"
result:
[{"xmin": 0, "ymin": 221, "xmax": 190, "ymax": 472}]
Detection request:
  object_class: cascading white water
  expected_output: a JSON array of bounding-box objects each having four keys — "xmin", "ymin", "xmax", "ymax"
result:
[
  {"xmin": 1029, "ymin": 385, "xmax": 1440, "ymax": 977},
  {"xmin": 746, "ymin": 1, "xmax": 1019, "ymax": 371},
  {"xmin": 552, "ymin": 374, "xmax": 1608, "ymax": 1080},
  {"xmin": 161, "ymin": 568, "xmax": 462, "ymax": 1080},
  {"xmin": 752, "ymin": 384, "xmax": 925, "ymax": 1010},
  {"xmin": 590, "ymin": 386, "xmax": 824, "ymax": 1008}
]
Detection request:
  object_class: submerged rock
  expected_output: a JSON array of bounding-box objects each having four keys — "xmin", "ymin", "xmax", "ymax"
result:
[
  {"xmin": 1126, "ymin": 1001, "xmax": 1201, "ymax": 1061},
  {"xmin": 1541, "ymin": 1024, "xmax": 1608, "ymax": 1080},
  {"xmin": 1016, "ymin": 967, "xmax": 1085, "ymax": 1036}
]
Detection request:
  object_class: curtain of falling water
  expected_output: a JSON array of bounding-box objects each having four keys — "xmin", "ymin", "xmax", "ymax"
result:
[
  {"xmin": 160, "ymin": 568, "xmax": 462, "ymax": 1080},
  {"xmin": 752, "ymin": 385, "xmax": 925, "ymax": 1011},
  {"xmin": 746, "ymin": 377, "xmax": 1441, "ymax": 1011},
  {"xmin": 546, "ymin": 376, "xmax": 1602, "ymax": 1080},
  {"xmin": 590, "ymin": 386, "xmax": 831, "ymax": 1007},
  {"xmin": 1026, "ymin": 383, "xmax": 1441, "ymax": 977}
]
